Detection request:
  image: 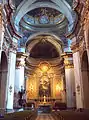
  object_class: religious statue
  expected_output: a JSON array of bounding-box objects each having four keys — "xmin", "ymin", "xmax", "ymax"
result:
[{"xmin": 39, "ymin": 75, "xmax": 51, "ymax": 97}]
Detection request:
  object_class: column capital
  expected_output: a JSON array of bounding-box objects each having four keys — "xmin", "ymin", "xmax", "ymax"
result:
[
  {"xmin": 16, "ymin": 52, "xmax": 28, "ymax": 68},
  {"xmin": 61, "ymin": 52, "xmax": 74, "ymax": 69},
  {"xmin": 71, "ymin": 42, "xmax": 79, "ymax": 53},
  {"xmin": 9, "ymin": 47, "xmax": 17, "ymax": 54},
  {"xmin": 16, "ymin": 52, "xmax": 28, "ymax": 58}
]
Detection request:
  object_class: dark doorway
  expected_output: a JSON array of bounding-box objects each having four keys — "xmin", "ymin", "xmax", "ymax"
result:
[{"xmin": 0, "ymin": 51, "xmax": 8, "ymax": 110}]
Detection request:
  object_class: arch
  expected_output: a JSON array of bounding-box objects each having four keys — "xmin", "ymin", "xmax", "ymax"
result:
[
  {"xmin": 81, "ymin": 51, "xmax": 89, "ymax": 108},
  {"xmin": 30, "ymin": 41, "xmax": 59, "ymax": 59},
  {"xmin": 26, "ymin": 32, "xmax": 63, "ymax": 42},
  {"xmin": 0, "ymin": 51, "xmax": 8, "ymax": 110},
  {"xmin": 14, "ymin": 0, "xmax": 76, "ymax": 32},
  {"xmin": 26, "ymin": 33, "xmax": 63, "ymax": 57}
]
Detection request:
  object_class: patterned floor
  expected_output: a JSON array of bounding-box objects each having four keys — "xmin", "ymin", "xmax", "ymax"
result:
[{"xmin": 36, "ymin": 114, "xmax": 54, "ymax": 120}]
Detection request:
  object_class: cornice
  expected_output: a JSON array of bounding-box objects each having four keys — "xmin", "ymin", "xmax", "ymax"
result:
[
  {"xmin": 61, "ymin": 52, "xmax": 73, "ymax": 58},
  {"xmin": 25, "ymin": 56, "xmax": 64, "ymax": 77},
  {"xmin": 26, "ymin": 56, "xmax": 64, "ymax": 67},
  {"xmin": 4, "ymin": 4, "xmax": 22, "ymax": 39},
  {"xmin": 71, "ymin": 42, "xmax": 79, "ymax": 53},
  {"xmin": 61, "ymin": 52, "xmax": 74, "ymax": 69},
  {"xmin": 65, "ymin": 65, "xmax": 74, "ymax": 69},
  {"xmin": 16, "ymin": 52, "xmax": 28, "ymax": 58},
  {"xmin": 25, "ymin": 64, "xmax": 65, "ymax": 77}
]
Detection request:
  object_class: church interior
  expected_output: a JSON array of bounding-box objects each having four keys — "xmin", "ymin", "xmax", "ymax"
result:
[{"xmin": 0, "ymin": 0, "xmax": 89, "ymax": 120}]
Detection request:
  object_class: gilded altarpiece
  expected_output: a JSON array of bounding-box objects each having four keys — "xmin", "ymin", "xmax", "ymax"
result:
[{"xmin": 26, "ymin": 62, "xmax": 65, "ymax": 102}]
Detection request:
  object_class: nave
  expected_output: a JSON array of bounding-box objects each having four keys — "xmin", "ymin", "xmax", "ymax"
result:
[
  {"xmin": 0, "ymin": 0, "xmax": 89, "ymax": 118},
  {"xmin": 0, "ymin": 109, "xmax": 89, "ymax": 120},
  {"xmin": 36, "ymin": 114, "xmax": 54, "ymax": 120}
]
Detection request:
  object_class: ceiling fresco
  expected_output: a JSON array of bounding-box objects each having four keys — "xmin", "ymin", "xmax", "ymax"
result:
[
  {"xmin": 21, "ymin": 8, "xmax": 65, "ymax": 25},
  {"xmin": 6, "ymin": 0, "xmax": 78, "ymax": 52}
]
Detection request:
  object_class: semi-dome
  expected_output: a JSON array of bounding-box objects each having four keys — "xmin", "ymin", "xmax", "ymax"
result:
[{"xmin": 20, "ymin": 7, "xmax": 65, "ymax": 27}]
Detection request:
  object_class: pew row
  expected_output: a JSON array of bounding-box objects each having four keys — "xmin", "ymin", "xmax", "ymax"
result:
[{"xmin": 0, "ymin": 110, "xmax": 37, "ymax": 120}]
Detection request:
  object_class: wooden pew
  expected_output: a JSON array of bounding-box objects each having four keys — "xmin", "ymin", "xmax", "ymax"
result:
[
  {"xmin": 0, "ymin": 110, "xmax": 37, "ymax": 120},
  {"xmin": 52, "ymin": 110, "xmax": 89, "ymax": 120}
]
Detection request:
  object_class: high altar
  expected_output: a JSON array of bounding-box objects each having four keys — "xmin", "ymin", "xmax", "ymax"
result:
[{"xmin": 26, "ymin": 61, "xmax": 66, "ymax": 107}]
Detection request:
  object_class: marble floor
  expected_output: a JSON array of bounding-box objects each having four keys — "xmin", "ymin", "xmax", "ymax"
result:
[{"xmin": 36, "ymin": 114, "xmax": 54, "ymax": 120}]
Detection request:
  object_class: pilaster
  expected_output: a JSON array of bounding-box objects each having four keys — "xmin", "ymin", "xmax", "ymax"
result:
[
  {"xmin": 62, "ymin": 52, "xmax": 76, "ymax": 108},
  {"xmin": 15, "ymin": 52, "xmax": 27, "ymax": 92},
  {"xmin": 6, "ymin": 35, "xmax": 18, "ymax": 109},
  {"xmin": 6, "ymin": 48, "xmax": 16, "ymax": 109},
  {"xmin": 71, "ymin": 42, "xmax": 84, "ymax": 108}
]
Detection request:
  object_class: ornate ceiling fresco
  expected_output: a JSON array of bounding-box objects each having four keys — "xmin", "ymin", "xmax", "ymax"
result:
[
  {"xmin": 21, "ymin": 8, "xmax": 65, "ymax": 26},
  {"xmin": 3, "ymin": 0, "xmax": 79, "ymax": 51}
]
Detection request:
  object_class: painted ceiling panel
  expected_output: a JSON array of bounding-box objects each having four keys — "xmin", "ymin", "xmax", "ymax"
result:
[{"xmin": 11, "ymin": 0, "xmax": 77, "ymax": 49}]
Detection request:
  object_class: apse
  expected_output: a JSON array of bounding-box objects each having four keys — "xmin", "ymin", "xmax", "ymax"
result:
[{"xmin": 30, "ymin": 41, "xmax": 59, "ymax": 59}]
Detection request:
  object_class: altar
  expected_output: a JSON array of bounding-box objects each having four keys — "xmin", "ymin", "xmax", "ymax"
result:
[{"xmin": 26, "ymin": 62, "xmax": 66, "ymax": 108}]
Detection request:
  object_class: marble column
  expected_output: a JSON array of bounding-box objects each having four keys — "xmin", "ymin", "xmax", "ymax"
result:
[
  {"xmin": 15, "ymin": 67, "xmax": 25, "ymax": 92},
  {"xmin": 63, "ymin": 52, "xmax": 76, "ymax": 108},
  {"xmin": 6, "ymin": 49, "xmax": 16, "ymax": 109},
  {"xmin": 73, "ymin": 51, "xmax": 83, "ymax": 108},
  {"xmin": 14, "ymin": 52, "xmax": 27, "ymax": 107}
]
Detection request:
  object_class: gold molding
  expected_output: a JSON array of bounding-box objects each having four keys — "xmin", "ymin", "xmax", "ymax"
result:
[
  {"xmin": 16, "ymin": 52, "xmax": 28, "ymax": 58},
  {"xmin": 61, "ymin": 52, "xmax": 74, "ymax": 69},
  {"xmin": 65, "ymin": 65, "xmax": 74, "ymax": 69},
  {"xmin": 61, "ymin": 52, "xmax": 73, "ymax": 58}
]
